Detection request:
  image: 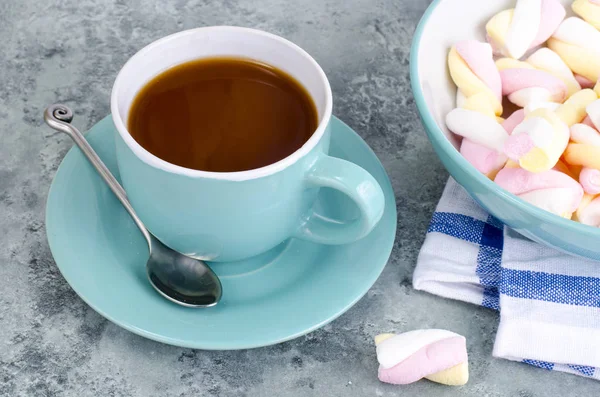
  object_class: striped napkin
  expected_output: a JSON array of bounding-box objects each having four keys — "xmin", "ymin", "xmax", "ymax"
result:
[{"xmin": 413, "ymin": 178, "xmax": 600, "ymax": 380}]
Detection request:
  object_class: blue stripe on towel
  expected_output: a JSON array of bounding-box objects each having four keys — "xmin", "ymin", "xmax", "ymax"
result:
[
  {"xmin": 428, "ymin": 212, "xmax": 485, "ymax": 244},
  {"xmin": 428, "ymin": 212, "xmax": 503, "ymax": 310},
  {"xmin": 500, "ymin": 270, "xmax": 600, "ymax": 308},
  {"xmin": 568, "ymin": 365, "xmax": 595, "ymax": 377},
  {"xmin": 476, "ymin": 216, "xmax": 503, "ymax": 310},
  {"xmin": 523, "ymin": 359, "xmax": 555, "ymax": 370}
]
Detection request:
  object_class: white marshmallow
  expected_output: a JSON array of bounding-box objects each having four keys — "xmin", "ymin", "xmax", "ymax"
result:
[
  {"xmin": 446, "ymin": 108, "xmax": 509, "ymax": 152},
  {"xmin": 570, "ymin": 123, "xmax": 600, "ymax": 146},
  {"xmin": 511, "ymin": 116, "xmax": 554, "ymax": 148},
  {"xmin": 578, "ymin": 196, "xmax": 600, "ymax": 226},
  {"xmin": 586, "ymin": 99, "xmax": 600, "ymax": 132},
  {"xmin": 504, "ymin": 0, "xmax": 543, "ymax": 59},
  {"xmin": 553, "ymin": 17, "xmax": 600, "ymax": 54},
  {"xmin": 376, "ymin": 329, "xmax": 463, "ymax": 369},
  {"xmin": 519, "ymin": 187, "xmax": 579, "ymax": 215},
  {"xmin": 508, "ymin": 87, "xmax": 554, "ymax": 108}
]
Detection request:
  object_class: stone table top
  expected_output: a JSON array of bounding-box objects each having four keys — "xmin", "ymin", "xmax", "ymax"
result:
[{"xmin": 2, "ymin": 0, "xmax": 599, "ymax": 395}]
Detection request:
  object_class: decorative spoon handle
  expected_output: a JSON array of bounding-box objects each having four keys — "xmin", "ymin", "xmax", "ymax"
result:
[{"xmin": 44, "ymin": 104, "xmax": 152, "ymax": 249}]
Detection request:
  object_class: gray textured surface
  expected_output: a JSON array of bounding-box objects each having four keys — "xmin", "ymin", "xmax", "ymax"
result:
[{"xmin": 2, "ymin": 0, "xmax": 600, "ymax": 395}]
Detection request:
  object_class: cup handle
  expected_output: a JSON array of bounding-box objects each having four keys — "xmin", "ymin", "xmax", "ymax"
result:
[{"xmin": 294, "ymin": 154, "xmax": 385, "ymax": 244}]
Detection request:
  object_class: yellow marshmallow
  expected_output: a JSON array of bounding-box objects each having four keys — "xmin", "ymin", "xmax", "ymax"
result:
[
  {"xmin": 486, "ymin": 9, "xmax": 513, "ymax": 51},
  {"xmin": 374, "ymin": 333, "xmax": 395, "ymax": 346},
  {"xmin": 448, "ymin": 48, "xmax": 503, "ymax": 116},
  {"xmin": 519, "ymin": 108, "xmax": 569, "ymax": 173},
  {"xmin": 555, "ymin": 89, "xmax": 598, "ymax": 126},
  {"xmin": 496, "ymin": 116, "xmax": 505, "ymax": 123},
  {"xmin": 461, "ymin": 92, "xmax": 498, "ymax": 119},
  {"xmin": 564, "ymin": 143, "xmax": 600, "ymax": 169},
  {"xmin": 573, "ymin": 0, "xmax": 600, "ymax": 30},
  {"xmin": 505, "ymin": 159, "xmax": 521, "ymax": 168},
  {"xmin": 547, "ymin": 38, "xmax": 600, "ymax": 83},
  {"xmin": 495, "ymin": 58, "xmax": 535, "ymax": 71},
  {"xmin": 594, "ymin": 79, "xmax": 600, "ymax": 98},
  {"xmin": 574, "ymin": 193, "xmax": 597, "ymax": 222},
  {"xmin": 425, "ymin": 362, "xmax": 469, "ymax": 386}
]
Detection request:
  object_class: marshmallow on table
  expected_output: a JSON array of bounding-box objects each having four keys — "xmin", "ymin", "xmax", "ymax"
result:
[
  {"xmin": 496, "ymin": 57, "xmax": 567, "ymax": 107},
  {"xmin": 375, "ymin": 330, "xmax": 469, "ymax": 386},
  {"xmin": 503, "ymin": 108, "xmax": 569, "ymax": 173},
  {"xmin": 572, "ymin": 0, "xmax": 600, "ymax": 30},
  {"xmin": 448, "ymin": 40, "xmax": 503, "ymax": 117},
  {"xmin": 495, "ymin": 167, "xmax": 584, "ymax": 217},
  {"xmin": 486, "ymin": 0, "xmax": 566, "ymax": 59},
  {"xmin": 547, "ymin": 17, "xmax": 600, "ymax": 83}
]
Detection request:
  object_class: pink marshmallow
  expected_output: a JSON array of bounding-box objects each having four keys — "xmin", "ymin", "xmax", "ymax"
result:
[
  {"xmin": 575, "ymin": 74, "xmax": 595, "ymax": 89},
  {"xmin": 495, "ymin": 168, "xmax": 583, "ymax": 195},
  {"xmin": 502, "ymin": 109, "xmax": 526, "ymax": 135},
  {"xmin": 455, "ymin": 40, "xmax": 502, "ymax": 102},
  {"xmin": 530, "ymin": 0, "xmax": 567, "ymax": 48},
  {"xmin": 580, "ymin": 167, "xmax": 600, "ymax": 195},
  {"xmin": 504, "ymin": 133, "xmax": 535, "ymax": 161},
  {"xmin": 500, "ymin": 68, "xmax": 567, "ymax": 100},
  {"xmin": 583, "ymin": 116, "xmax": 596, "ymax": 129},
  {"xmin": 461, "ymin": 139, "xmax": 507, "ymax": 175},
  {"xmin": 378, "ymin": 336, "xmax": 467, "ymax": 385}
]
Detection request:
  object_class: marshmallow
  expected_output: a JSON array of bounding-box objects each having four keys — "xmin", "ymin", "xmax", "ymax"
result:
[
  {"xmin": 519, "ymin": 187, "xmax": 583, "ymax": 217},
  {"xmin": 503, "ymin": 108, "xmax": 569, "ymax": 172},
  {"xmin": 460, "ymin": 139, "xmax": 507, "ymax": 178},
  {"xmin": 555, "ymin": 89, "xmax": 598, "ymax": 127},
  {"xmin": 495, "ymin": 167, "xmax": 584, "ymax": 216},
  {"xmin": 572, "ymin": 0, "xmax": 600, "ymax": 30},
  {"xmin": 547, "ymin": 18, "xmax": 600, "ymax": 83},
  {"xmin": 459, "ymin": 111, "xmax": 523, "ymax": 177},
  {"xmin": 526, "ymin": 48, "xmax": 581, "ymax": 97},
  {"xmin": 486, "ymin": 0, "xmax": 566, "ymax": 59},
  {"xmin": 375, "ymin": 330, "xmax": 469, "ymax": 386},
  {"xmin": 497, "ymin": 57, "xmax": 567, "ymax": 107},
  {"xmin": 503, "ymin": 109, "xmax": 527, "ymax": 135},
  {"xmin": 575, "ymin": 74, "xmax": 596, "ymax": 89},
  {"xmin": 564, "ymin": 143, "xmax": 600, "ymax": 169},
  {"xmin": 448, "ymin": 41, "xmax": 503, "ymax": 117},
  {"xmin": 570, "ymin": 123, "xmax": 600, "ymax": 146},
  {"xmin": 446, "ymin": 108, "xmax": 509, "ymax": 152},
  {"xmin": 586, "ymin": 98, "xmax": 600, "ymax": 130},
  {"xmin": 575, "ymin": 194, "xmax": 600, "ymax": 225},
  {"xmin": 579, "ymin": 167, "xmax": 600, "ymax": 195}
]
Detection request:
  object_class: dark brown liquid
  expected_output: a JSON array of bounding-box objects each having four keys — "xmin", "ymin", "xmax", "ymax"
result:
[{"xmin": 128, "ymin": 57, "xmax": 319, "ymax": 172}]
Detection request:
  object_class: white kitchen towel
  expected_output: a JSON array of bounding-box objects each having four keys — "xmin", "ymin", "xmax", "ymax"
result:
[{"xmin": 413, "ymin": 178, "xmax": 600, "ymax": 379}]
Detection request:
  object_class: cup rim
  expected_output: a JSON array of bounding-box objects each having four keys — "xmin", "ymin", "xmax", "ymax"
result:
[
  {"xmin": 110, "ymin": 26, "xmax": 333, "ymax": 181},
  {"xmin": 410, "ymin": 0, "xmax": 600, "ymax": 238}
]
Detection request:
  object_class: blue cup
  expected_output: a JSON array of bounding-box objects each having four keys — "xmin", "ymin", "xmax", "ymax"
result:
[{"xmin": 111, "ymin": 27, "xmax": 385, "ymax": 262}]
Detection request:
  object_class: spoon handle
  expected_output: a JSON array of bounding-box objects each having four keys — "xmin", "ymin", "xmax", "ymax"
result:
[{"xmin": 44, "ymin": 104, "xmax": 152, "ymax": 249}]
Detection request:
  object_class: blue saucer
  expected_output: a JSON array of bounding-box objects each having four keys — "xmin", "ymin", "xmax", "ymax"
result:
[{"xmin": 45, "ymin": 115, "xmax": 397, "ymax": 350}]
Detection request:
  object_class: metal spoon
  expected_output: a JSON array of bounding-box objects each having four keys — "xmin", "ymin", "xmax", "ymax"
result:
[{"xmin": 44, "ymin": 104, "xmax": 222, "ymax": 308}]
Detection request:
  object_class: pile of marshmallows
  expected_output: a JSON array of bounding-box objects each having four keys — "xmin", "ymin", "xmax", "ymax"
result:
[{"xmin": 446, "ymin": 0, "xmax": 600, "ymax": 226}]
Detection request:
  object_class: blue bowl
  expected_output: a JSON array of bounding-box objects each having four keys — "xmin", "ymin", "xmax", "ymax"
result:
[{"xmin": 410, "ymin": 0, "xmax": 600, "ymax": 260}]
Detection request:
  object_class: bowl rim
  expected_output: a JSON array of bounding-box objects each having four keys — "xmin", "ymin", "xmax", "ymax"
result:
[{"xmin": 409, "ymin": 0, "xmax": 600, "ymax": 238}]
